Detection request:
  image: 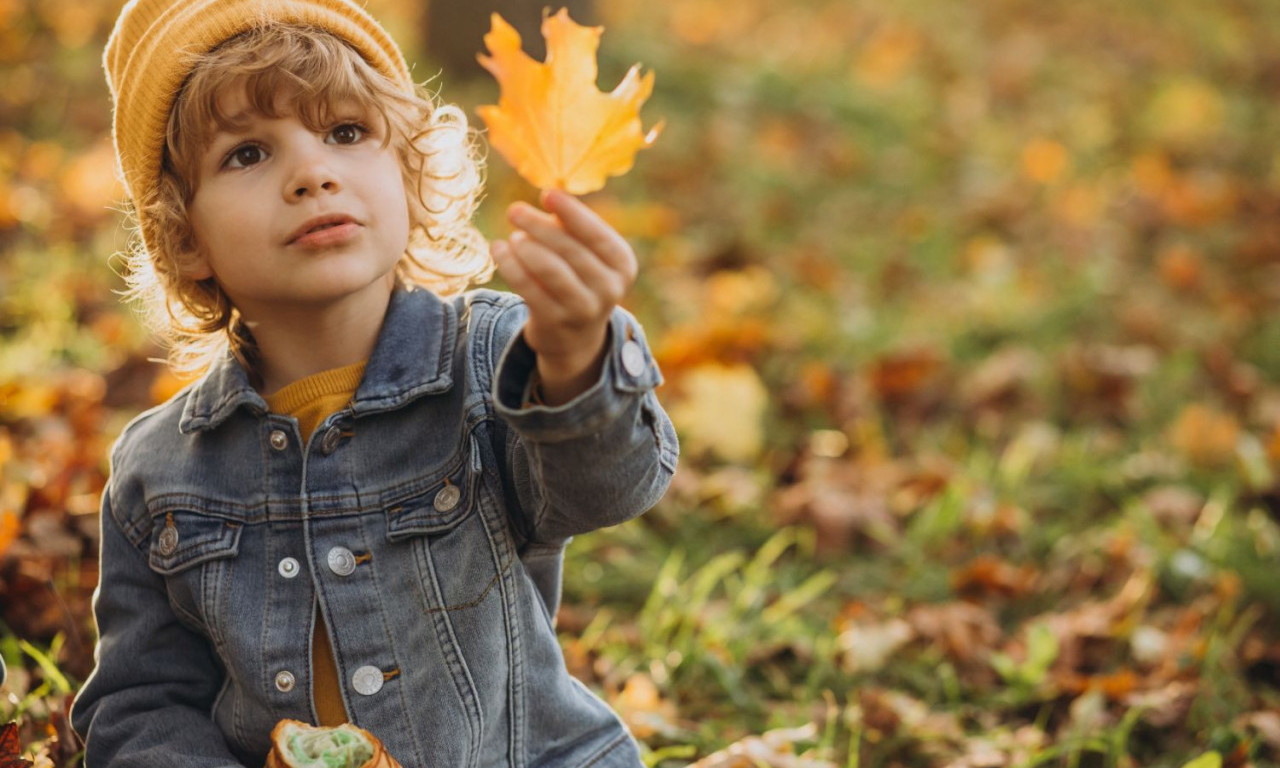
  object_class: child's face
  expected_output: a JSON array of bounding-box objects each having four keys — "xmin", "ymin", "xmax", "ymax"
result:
[{"xmin": 184, "ymin": 84, "xmax": 410, "ymax": 323}]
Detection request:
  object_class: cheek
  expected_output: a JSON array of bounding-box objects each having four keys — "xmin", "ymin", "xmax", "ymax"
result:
[
  {"xmin": 379, "ymin": 162, "xmax": 412, "ymax": 245},
  {"xmin": 182, "ymin": 197, "xmax": 218, "ymax": 279}
]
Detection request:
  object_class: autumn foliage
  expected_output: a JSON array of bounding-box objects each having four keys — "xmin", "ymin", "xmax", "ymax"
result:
[
  {"xmin": 476, "ymin": 9, "xmax": 661, "ymax": 194},
  {"xmin": 4, "ymin": 0, "xmax": 1280, "ymax": 766}
]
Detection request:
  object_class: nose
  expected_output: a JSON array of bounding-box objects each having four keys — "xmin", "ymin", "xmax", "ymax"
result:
[{"xmin": 284, "ymin": 143, "xmax": 341, "ymax": 201}]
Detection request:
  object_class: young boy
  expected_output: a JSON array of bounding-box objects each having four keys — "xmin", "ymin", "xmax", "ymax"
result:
[{"xmin": 70, "ymin": 0, "xmax": 678, "ymax": 765}]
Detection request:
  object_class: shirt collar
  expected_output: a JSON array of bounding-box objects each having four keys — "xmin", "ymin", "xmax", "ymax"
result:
[{"xmin": 179, "ymin": 286, "xmax": 456, "ymax": 433}]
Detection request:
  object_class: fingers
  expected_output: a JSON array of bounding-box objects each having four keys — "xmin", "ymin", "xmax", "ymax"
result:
[
  {"xmin": 494, "ymin": 191, "xmax": 639, "ymax": 362},
  {"xmin": 537, "ymin": 190, "xmax": 638, "ymax": 285},
  {"xmin": 491, "ymin": 234, "xmax": 601, "ymax": 324},
  {"xmin": 506, "ymin": 202, "xmax": 629, "ymax": 305}
]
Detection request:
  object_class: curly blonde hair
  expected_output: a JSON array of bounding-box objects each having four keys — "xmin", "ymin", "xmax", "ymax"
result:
[{"xmin": 123, "ymin": 22, "xmax": 492, "ymax": 376}]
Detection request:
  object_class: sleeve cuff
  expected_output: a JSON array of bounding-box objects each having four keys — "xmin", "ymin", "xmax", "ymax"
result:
[{"xmin": 493, "ymin": 308, "xmax": 664, "ymax": 442}]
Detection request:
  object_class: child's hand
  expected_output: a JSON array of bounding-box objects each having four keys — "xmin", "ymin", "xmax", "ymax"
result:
[{"xmin": 491, "ymin": 190, "xmax": 638, "ymax": 406}]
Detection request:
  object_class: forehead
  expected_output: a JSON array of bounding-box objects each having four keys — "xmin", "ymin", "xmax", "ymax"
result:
[{"xmin": 205, "ymin": 78, "xmax": 363, "ymax": 130}]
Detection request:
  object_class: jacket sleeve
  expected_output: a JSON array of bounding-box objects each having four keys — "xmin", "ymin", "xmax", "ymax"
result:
[
  {"xmin": 489, "ymin": 300, "xmax": 679, "ymax": 544},
  {"xmin": 71, "ymin": 484, "xmax": 247, "ymax": 768}
]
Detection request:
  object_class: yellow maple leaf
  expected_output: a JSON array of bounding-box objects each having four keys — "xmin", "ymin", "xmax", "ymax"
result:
[
  {"xmin": 476, "ymin": 9, "xmax": 662, "ymax": 194},
  {"xmin": 668, "ymin": 362, "xmax": 768, "ymax": 464}
]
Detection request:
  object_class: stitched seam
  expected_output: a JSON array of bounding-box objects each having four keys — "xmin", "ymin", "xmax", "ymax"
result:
[
  {"xmin": 579, "ymin": 733, "xmax": 632, "ymax": 768},
  {"xmin": 412, "ymin": 535, "xmax": 483, "ymax": 766},
  {"xmin": 475, "ymin": 481, "xmax": 523, "ymax": 768}
]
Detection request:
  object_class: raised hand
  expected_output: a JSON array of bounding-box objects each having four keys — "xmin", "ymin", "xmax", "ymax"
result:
[{"xmin": 491, "ymin": 189, "xmax": 638, "ymax": 405}]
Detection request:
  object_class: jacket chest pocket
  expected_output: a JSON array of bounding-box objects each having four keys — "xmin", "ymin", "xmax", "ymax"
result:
[
  {"xmin": 147, "ymin": 509, "xmax": 243, "ymax": 633},
  {"xmin": 384, "ymin": 439, "xmax": 504, "ymax": 613}
]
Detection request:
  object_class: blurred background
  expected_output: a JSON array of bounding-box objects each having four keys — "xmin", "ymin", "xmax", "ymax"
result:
[{"xmin": 2, "ymin": 0, "xmax": 1280, "ymax": 765}]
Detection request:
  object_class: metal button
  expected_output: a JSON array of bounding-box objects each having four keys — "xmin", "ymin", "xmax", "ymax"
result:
[
  {"xmin": 433, "ymin": 483, "xmax": 461, "ymax": 513},
  {"xmin": 352, "ymin": 665, "xmax": 383, "ymax": 696},
  {"xmin": 621, "ymin": 339, "xmax": 646, "ymax": 377},
  {"xmin": 157, "ymin": 523, "xmax": 179, "ymax": 556},
  {"xmin": 275, "ymin": 670, "xmax": 296, "ymax": 692},
  {"xmin": 327, "ymin": 547, "xmax": 356, "ymax": 577},
  {"xmin": 320, "ymin": 425, "xmax": 343, "ymax": 455},
  {"xmin": 277, "ymin": 557, "xmax": 300, "ymax": 579},
  {"xmin": 269, "ymin": 430, "xmax": 289, "ymax": 451}
]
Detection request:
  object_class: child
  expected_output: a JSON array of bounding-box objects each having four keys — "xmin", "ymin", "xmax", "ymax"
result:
[{"xmin": 71, "ymin": 0, "xmax": 678, "ymax": 765}]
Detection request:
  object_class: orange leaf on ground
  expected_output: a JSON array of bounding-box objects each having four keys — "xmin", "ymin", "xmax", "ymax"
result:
[
  {"xmin": 0, "ymin": 510, "xmax": 19, "ymax": 559},
  {"xmin": 1169, "ymin": 403, "xmax": 1240, "ymax": 469},
  {"xmin": 951, "ymin": 555, "xmax": 1037, "ymax": 600},
  {"xmin": 476, "ymin": 9, "xmax": 662, "ymax": 194}
]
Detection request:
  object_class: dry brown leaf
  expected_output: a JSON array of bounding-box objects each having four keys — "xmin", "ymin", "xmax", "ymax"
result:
[
  {"xmin": 837, "ymin": 617, "xmax": 914, "ymax": 673},
  {"xmin": 869, "ymin": 347, "xmax": 946, "ymax": 405},
  {"xmin": 951, "ymin": 555, "xmax": 1037, "ymax": 600},
  {"xmin": 771, "ymin": 454, "xmax": 902, "ymax": 554},
  {"xmin": 905, "ymin": 601, "xmax": 1002, "ymax": 664},
  {"xmin": 476, "ymin": 9, "xmax": 661, "ymax": 193},
  {"xmin": 687, "ymin": 723, "xmax": 834, "ymax": 768}
]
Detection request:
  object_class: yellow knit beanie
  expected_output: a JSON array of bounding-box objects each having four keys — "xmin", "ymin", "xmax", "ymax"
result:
[{"xmin": 104, "ymin": 0, "xmax": 412, "ymax": 243}]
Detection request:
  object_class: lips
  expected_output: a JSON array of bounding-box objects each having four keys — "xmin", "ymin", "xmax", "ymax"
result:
[{"xmin": 287, "ymin": 214, "xmax": 359, "ymax": 245}]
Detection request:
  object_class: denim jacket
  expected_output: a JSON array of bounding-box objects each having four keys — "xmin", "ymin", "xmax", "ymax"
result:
[{"xmin": 71, "ymin": 286, "xmax": 679, "ymax": 767}]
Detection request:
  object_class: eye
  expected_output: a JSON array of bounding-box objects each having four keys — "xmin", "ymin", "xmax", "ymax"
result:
[
  {"xmin": 327, "ymin": 123, "xmax": 367, "ymax": 145},
  {"xmin": 223, "ymin": 143, "xmax": 266, "ymax": 169}
]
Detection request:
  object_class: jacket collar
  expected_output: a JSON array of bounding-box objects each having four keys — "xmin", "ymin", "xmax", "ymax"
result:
[{"xmin": 179, "ymin": 286, "xmax": 456, "ymax": 433}]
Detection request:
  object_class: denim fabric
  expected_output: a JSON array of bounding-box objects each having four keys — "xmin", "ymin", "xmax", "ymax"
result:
[{"xmin": 71, "ymin": 287, "xmax": 678, "ymax": 767}]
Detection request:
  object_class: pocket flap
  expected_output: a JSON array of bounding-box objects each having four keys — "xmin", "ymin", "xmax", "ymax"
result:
[
  {"xmin": 148, "ymin": 511, "xmax": 243, "ymax": 575},
  {"xmin": 385, "ymin": 443, "xmax": 478, "ymax": 541}
]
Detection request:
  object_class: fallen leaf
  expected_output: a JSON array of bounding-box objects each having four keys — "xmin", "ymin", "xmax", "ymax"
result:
[
  {"xmin": 1169, "ymin": 403, "xmax": 1240, "ymax": 469},
  {"xmin": 771, "ymin": 454, "xmax": 901, "ymax": 554},
  {"xmin": 1236, "ymin": 711, "xmax": 1280, "ymax": 750},
  {"xmin": 1022, "ymin": 138, "xmax": 1069, "ymax": 184},
  {"xmin": 1126, "ymin": 680, "xmax": 1197, "ymax": 728},
  {"xmin": 0, "ymin": 722, "xmax": 33, "ymax": 768},
  {"xmin": 870, "ymin": 347, "xmax": 946, "ymax": 406},
  {"xmin": 951, "ymin": 555, "xmax": 1037, "ymax": 600},
  {"xmin": 853, "ymin": 22, "xmax": 921, "ymax": 90},
  {"xmin": 905, "ymin": 602, "xmax": 1002, "ymax": 665},
  {"xmin": 476, "ymin": 9, "xmax": 662, "ymax": 193},
  {"xmin": 668, "ymin": 362, "xmax": 768, "ymax": 463},
  {"xmin": 0, "ymin": 511, "xmax": 18, "ymax": 560},
  {"xmin": 688, "ymin": 723, "xmax": 835, "ymax": 768},
  {"xmin": 837, "ymin": 617, "xmax": 913, "ymax": 673}
]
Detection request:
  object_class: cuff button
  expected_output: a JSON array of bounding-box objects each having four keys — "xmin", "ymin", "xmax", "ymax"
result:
[{"xmin": 621, "ymin": 339, "xmax": 646, "ymax": 377}]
